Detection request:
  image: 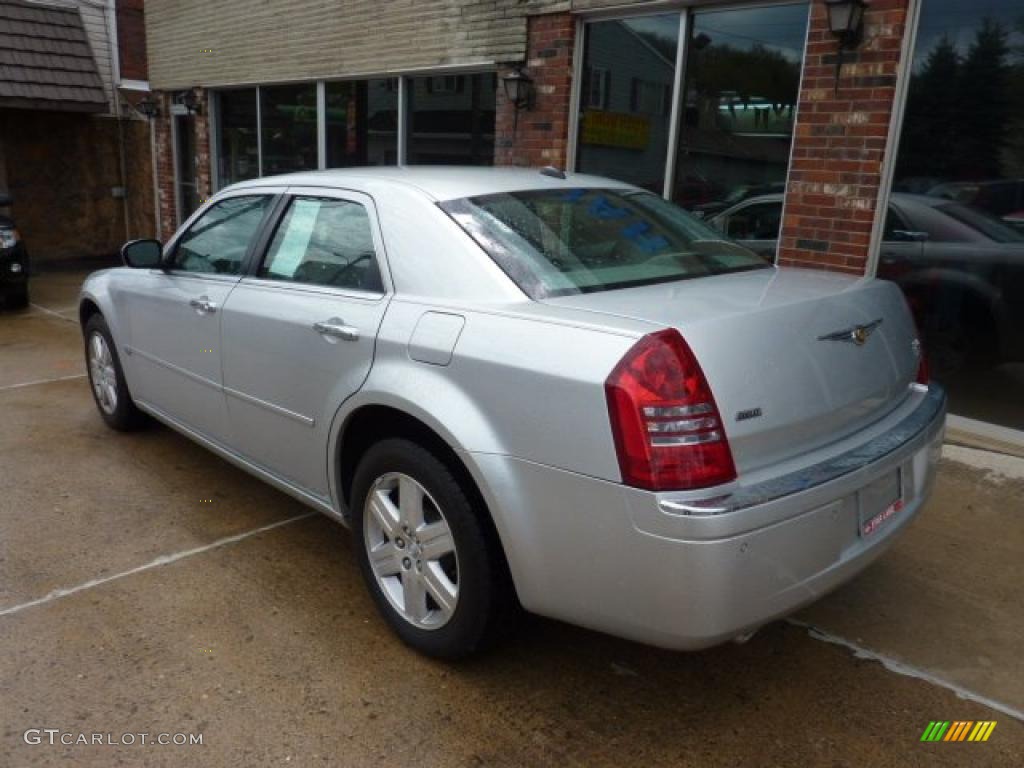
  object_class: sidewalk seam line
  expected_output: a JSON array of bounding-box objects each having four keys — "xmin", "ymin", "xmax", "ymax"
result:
[
  {"xmin": 789, "ymin": 619, "xmax": 1024, "ymax": 722},
  {"xmin": 0, "ymin": 512, "xmax": 317, "ymax": 619}
]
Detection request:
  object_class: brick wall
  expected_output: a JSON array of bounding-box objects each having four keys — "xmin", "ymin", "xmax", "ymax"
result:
[
  {"xmin": 777, "ymin": 0, "xmax": 910, "ymax": 274},
  {"xmin": 0, "ymin": 111, "xmax": 153, "ymax": 262},
  {"xmin": 154, "ymin": 89, "xmax": 213, "ymax": 240},
  {"xmin": 495, "ymin": 12, "xmax": 575, "ymax": 169}
]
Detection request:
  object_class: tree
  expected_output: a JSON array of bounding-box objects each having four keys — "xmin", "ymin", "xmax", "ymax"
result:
[{"xmin": 954, "ymin": 18, "xmax": 1011, "ymax": 179}]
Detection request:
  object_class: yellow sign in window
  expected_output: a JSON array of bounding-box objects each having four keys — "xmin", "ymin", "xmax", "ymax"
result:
[{"xmin": 580, "ymin": 111, "xmax": 650, "ymax": 150}]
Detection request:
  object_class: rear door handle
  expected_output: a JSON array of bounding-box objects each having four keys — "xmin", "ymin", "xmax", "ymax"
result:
[
  {"xmin": 313, "ymin": 317, "xmax": 360, "ymax": 341},
  {"xmin": 189, "ymin": 295, "xmax": 218, "ymax": 314}
]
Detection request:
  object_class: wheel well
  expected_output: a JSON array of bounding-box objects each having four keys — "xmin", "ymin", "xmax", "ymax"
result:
[
  {"xmin": 340, "ymin": 406, "xmax": 477, "ymax": 510},
  {"xmin": 337, "ymin": 405, "xmax": 514, "ymax": 581},
  {"xmin": 79, "ymin": 298, "xmax": 101, "ymax": 329}
]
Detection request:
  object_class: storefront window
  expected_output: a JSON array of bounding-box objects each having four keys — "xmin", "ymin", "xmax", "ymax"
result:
[
  {"xmin": 259, "ymin": 83, "xmax": 318, "ymax": 175},
  {"xmin": 406, "ymin": 73, "xmax": 496, "ymax": 165},
  {"xmin": 673, "ymin": 4, "xmax": 808, "ymax": 215},
  {"xmin": 884, "ymin": 0, "xmax": 1024, "ymax": 429},
  {"xmin": 217, "ymin": 88, "xmax": 258, "ymax": 187},
  {"xmin": 576, "ymin": 15, "xmax": 680, "ymax": 194},
  {"xmin": 325, "ymin": 79, "xmax": 398, "ymax": 167}
]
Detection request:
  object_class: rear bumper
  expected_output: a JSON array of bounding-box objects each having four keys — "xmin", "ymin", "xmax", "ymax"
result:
[{"xmin": 474, "ymin": 384, "xmax": 946, "ymax": 650}]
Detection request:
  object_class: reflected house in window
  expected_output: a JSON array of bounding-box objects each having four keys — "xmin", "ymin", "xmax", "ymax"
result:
[
  {"xmin": 326, "ymin": 78, "xmax": 398, "ymax": 168},
  {"xmin": 406, "ymin": 73, "xmax": 497, "ymax": 166},
  {"xmin": 577, "ymin": 17, "xmax": 679, "ymax": 194},
  {"xmin": 674, "ymin": 4, "xmax": 807, "ymax": 212}
]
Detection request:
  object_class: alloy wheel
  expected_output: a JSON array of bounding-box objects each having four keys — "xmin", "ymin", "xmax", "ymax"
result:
[
  {"xmin": 363, "ymin": 472, "xmax": 459, "ymax": 630},
  {"xmin": 88, "ymin": 332, "xmax": 118, "ymax": 415}
]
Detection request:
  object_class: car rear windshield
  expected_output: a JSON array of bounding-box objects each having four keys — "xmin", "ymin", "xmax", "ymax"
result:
[{"xmin": 441, "ymin": 188, "xmax": 770, "ymax": 298}]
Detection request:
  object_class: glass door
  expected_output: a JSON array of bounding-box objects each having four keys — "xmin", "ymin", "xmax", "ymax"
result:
[{"xmin": 174, "ymin": 113, "xmax": 199, "ymax": 224}]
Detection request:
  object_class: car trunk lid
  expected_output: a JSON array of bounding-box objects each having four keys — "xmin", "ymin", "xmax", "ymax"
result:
[{"xmin": 543, "ymin": 267, "xmax": 920, "ymax": 475}]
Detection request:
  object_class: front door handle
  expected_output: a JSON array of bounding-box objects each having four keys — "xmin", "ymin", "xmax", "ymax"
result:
[
  {"xmin": 189, "ymin": 295, "xmax": 218, "ymax": 314},
  {"xmin": 313, "ymin": 317, "xmax": 360, "ymax": 342}
]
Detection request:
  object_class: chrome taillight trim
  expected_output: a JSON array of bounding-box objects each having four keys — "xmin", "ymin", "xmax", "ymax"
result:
[
  {"xmin": 651, "ymin": 431, "xmax": 722, "ymax": 447},
  {"xmin": 642, "ymin": 403, "xmax": 713, "ymax": 419},
  {"xmin": 646, "ymin": 416, "xmax": 718, "ymax": 433}
]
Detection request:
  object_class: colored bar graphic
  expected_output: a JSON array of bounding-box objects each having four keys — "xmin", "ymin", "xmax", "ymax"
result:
[{"xmin": 921, "ymin": 720, "xmax": 996, "ymax": 743}]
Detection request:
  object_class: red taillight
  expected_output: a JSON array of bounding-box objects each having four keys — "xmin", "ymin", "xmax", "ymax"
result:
[{"xmin": 605, "ymin": 329, "xmax": 737, "ymax": 491}]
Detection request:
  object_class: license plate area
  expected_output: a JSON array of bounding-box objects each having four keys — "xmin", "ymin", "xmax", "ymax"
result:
[{"xmin": 858, "ymin": 468, "xmax": 903, "ymax": 537}]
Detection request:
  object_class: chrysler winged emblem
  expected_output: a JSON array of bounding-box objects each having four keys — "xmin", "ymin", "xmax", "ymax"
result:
[{"xmin": 818, "ymin": 318, "xmax": 883, "ymax": 346}]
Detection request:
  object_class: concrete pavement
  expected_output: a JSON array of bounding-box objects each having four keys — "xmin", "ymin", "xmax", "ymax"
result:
[{"xmin": 1, "ymin": 270, "xmax": 1021, "ymax": 766}]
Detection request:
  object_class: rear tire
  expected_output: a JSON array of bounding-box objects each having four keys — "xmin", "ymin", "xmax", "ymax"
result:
[
  {"xmin": 84, "ymin": 314, "xmax": 147, "ymax": 431},
  {"xmin": 351, "ymin": 438, "xmax": 516, "ymax": 660}
]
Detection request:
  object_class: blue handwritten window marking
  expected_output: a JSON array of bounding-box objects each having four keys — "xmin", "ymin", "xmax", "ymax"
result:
[{"xmin": 588, "ymin": 196, "xmax": 630, "ymax": 221}]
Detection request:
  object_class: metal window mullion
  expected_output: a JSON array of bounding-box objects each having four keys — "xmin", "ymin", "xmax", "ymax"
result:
[
  {"xmin": 396, "ymin": 76, "xmax": 408, "ymax": 165},
  {"xmin": 256, "ymin": 86, "xmax": 263, "ymax": 177},
  {"xmin": 317, "ymin": 80, "xmax": 327, "ymax": 170},
  {"xmin": 865, "ymin": 0, "xmax": 922, "ymax": 277},
  {"xmin": 566, "ymin": 16, "xmax": 586, "ymax": 172},
  {"xmin": 662, "ymin": 10, "xmax": 689, "ymax": 200}
]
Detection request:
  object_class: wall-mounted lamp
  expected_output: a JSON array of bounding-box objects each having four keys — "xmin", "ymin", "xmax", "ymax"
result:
[
  {"xmin": 500, "ymin": 67, "xmax": 534, "ymax": 131},
  {"xmin": 180, "ymin": 89, "xmax": 202, "ymax": 115},
  {"xmin": 825, "ymin": 0, "xmax": 868, "ymax": 92},
  {"xmin": 135, "ymin": 96, "xmax": 161, "ymax": 119}
]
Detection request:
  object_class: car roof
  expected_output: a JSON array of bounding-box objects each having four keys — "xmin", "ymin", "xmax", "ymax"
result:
[{"xmin": 224, "ymin": 166, "xmax": 634, "ymax": 202}]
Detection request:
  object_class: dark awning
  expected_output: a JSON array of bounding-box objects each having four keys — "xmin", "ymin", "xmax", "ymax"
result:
[{"xmin": 0, "ymin": 0, "xmax": 108, "ymax": 113}]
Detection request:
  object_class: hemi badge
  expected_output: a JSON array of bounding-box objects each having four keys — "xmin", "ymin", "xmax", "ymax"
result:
[{"xmin": 736, "ymin": 407, "xmax": 763, "ymax": 422}]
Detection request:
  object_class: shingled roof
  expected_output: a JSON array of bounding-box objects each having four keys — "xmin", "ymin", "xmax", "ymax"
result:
[{"xmin": 0, "ymin": 0, "xmax": 108, "ymax": 112}]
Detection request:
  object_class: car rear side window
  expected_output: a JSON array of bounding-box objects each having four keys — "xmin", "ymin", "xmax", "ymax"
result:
[
  {"xmin": 723, "ymin": 201, "xmax": 782, "ymax": 241},
  {"xmin": 258, "ymin": 196, "xmax": 384, "ymax": 293},
  {"xmin": 441, "ymin": 188, "xmax": 769, "ymax": 298},
  {"xmin": 173, "ymin": 195, "xmax": 273, "ymax": 275}
]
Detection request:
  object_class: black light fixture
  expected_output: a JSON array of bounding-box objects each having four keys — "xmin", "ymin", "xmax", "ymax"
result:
[
  {"xmin": 180, "ymin": 89, "xmax": 202, "ymax": 115},
  {"xmin": 500, "ymin": 67, "xmax": 534, "ymax": 131},
  {"xmin": 825, "ymin": 0, "xmax": 868, "ymax": 92},
  {"xmin": 135, "ymin": 96, "xmax": 160, "ymax": 119}
]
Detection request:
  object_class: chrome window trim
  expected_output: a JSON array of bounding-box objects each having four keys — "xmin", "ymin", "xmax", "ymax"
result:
[
  {"xmin": 864, "ymin": 0, "xmax": 923, "ymax": 279},
  {"xmin": 235, "ymin": 275, "xmax": 387, "ymax": 303}
]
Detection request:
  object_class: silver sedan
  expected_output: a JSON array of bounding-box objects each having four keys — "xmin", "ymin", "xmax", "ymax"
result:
[{"xmin": 79, "ymin": 167, "xmax": 946, "ymax": 659}]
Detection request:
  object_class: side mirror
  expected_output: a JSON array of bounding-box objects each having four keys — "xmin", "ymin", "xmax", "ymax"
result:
[
  {"xmin": 0, "ymin": 192, "xmax": 12, "ymax": 207},
  {"xmin": 891, "ymin": 229, "xmax": 929, "ymax": 243},
  {"xmin": 121, "ymin": 239, "xmax": 163, "ymax": 269}
]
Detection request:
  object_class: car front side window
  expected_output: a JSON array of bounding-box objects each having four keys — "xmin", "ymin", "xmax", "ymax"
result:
[
  {"xmin": 172, "ymin": 195, "xmax": 273, "ymax": 275},
  {"xmin": 258, "ymin": 196, "xmax": 384, "ymax": 293}
]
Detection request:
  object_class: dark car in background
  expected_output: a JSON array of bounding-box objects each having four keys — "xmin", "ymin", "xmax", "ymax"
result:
[
  {"xmin": 0, "ymin": 191, "xmax": 29, "ymax": 309},
  {"xmin": 710, "ymin": 193, "xmax": 1024, "ymax": 376},
  {"xmin": 927, "ymin": 179, "xmax": 1024, "ymax": 235}
]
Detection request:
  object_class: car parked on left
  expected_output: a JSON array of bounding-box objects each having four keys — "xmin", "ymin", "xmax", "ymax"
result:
[{"xmin": 0, "ymin": 191, "xmax": 29, "ymax": 309}]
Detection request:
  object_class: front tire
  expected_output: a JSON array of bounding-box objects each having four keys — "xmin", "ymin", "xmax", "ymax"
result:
[
  {"xmin": 351, "ymin": 438, "xmax": 514, "ymax": 660},
  {"xmin": 84, "ymin": 314, "xmax": 147, "ymax": 431}
]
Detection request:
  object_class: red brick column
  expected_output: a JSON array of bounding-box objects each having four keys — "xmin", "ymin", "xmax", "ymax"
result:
[
  {"xmin": 495, "ymin": 13, "xmax": 575, "ymax": 169},
  {"xmin": 152, "ymin": 89, "xmax": 214, "ymax": 240},
  {"xmin": 778, "ymin": 0, "xmax": 911, "ymax": 274},
  {"xmin": 195, "ymin": 87, "xmax": 212, "ymax": 204},
  {"xmin": 153, "ymin": 92, "xmax": 176, "ymax": 241}
]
